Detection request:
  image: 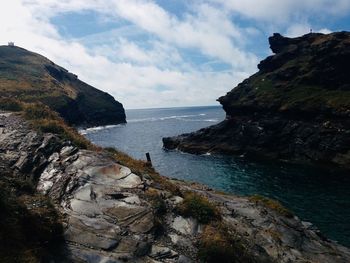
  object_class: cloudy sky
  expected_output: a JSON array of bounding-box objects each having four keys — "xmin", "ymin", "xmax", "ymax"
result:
[{"xmin": 1, "ymin": 0, "xmax": 350, "ymax": 109}]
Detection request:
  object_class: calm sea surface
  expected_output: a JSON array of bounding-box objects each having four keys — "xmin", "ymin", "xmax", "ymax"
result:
[{"xmin": 82, "ymin": 106, "xmax": 350, "ymax": 246}]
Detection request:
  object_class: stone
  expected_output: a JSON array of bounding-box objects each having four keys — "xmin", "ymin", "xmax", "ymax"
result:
[
  {"xmin": 178, "ymin": 255, "xmax": 193, "ymax": 263},
  {"xmin": 117, "ymin": 173, "xmax": 142, "ymax": 188},
  {"xmin": 64, "ymin": 226, "xmax": 119, "ymax": 250},
  {"xmin": 171, "ymin": 216, "xmax": 198, "ymax": 236},
  {"xmin": 70, "ymin": 199, "xmax": 102, "ymax": 217},
  {"xmin": 149, "ymin": 245, "xmax": 178, "ymax": 260},
  {"xmin": 135, "ymin": 241, "xmax": 152, "ymax": 257},
  {"xmin": 170, "ymin": 196, "xmax": 184, "ymax": 205}
]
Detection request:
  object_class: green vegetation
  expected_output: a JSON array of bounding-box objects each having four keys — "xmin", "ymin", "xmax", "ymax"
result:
[
  {"xmin": 249, "ymin": 195, "xmax": 293, "ymax": 218},
  {"xmin": 176, "ymin": 192, "xmax": 220, "ymax": 224},
  {"xmin": 0, "ymin": 171, "xmax": 63, "ymax": 262}
]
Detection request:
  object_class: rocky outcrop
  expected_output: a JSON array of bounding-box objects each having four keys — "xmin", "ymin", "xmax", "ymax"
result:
[
  {"xmin": 0, "ymin": 45, "xmax": 126, "ymax": 127},
  {"xmin": 163, "ymin": 32, "xmax": 350, "ymax": 169},
  {"xmin": 1, "ymin": 112, "xmax": 350, "ymax": 262}
]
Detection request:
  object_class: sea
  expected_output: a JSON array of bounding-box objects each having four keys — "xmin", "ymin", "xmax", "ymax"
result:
[{"xmin": 81, "ymin": 106, "xmax": 350, "ymax": 246}]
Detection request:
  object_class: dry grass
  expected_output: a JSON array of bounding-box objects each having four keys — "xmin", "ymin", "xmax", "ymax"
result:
[
  {"xmin": 145, "ymin": 188, "xmax": 167, "ymax": 216},
  {"xmin": 0, "ymin": 98, "xmax": 23, "ymax": 111},
  {"xmin": 249, "ymin": 195, "xmax": 293, "ymax": 218},
  {"xmin": 22, "ymin": 103, "xmax": 94, "ymax": 149},
  {"xmin": 176, "ymin": 192, "xmax": 220, "ymax": 224},
  {"xmin": 1, "ymin": 100, "xmax": 93, "ymax": 149},
  {"xmin": 105, "ymin": 147, "xmax": 181, "ymax": 196},
  {"xmin": 198, "ymin": 223, "xmax": 250, "ymax": 263}
]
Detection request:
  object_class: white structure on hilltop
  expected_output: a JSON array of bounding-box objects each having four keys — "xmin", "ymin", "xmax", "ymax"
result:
[{"xmin": 8, "ymin": 42, "xmax": 15, "ymax": 46}]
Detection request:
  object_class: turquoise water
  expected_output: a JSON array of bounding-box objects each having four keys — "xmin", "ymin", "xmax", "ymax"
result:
[{"xmin": 82, "ymin": 106, "xmax": 350, "ymax": 247}]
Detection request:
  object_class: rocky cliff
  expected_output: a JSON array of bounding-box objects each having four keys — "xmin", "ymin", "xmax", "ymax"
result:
[
  {"xmin": 0, "ymin": 45, "xmax": 126, "ymax": 127},
  {"xmin": 1, "ymin": 112, "xmax": 350, "ymax": 262},
  {"xmin": 163, "ymin": 32, "xmax": 350, "ymax": 169}
]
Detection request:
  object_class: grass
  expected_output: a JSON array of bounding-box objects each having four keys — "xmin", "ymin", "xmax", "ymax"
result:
[
  {"xmin": 144, "ymin": 188, "xmax": 168, "ymax": 236},
  {"xmin": 0, "ymin": 171, "xmax": 64, "ymax": 262},
  {"xmin": 145, "ymin": 188, "xmax": 167, "ymax": 216},
  {"xmin": 22, "ymin": 103, "xmax": 93, "ymax": 149},
  {"xmin": 0, "ymin": 98, "xmax": 23, "ymax": 111},
  {"xmin": 105, "ymin": 147, "xmax": 181, "ymax": 196},
  {"xmin": 176, "ymin": 192, "xmax": 220, "ymax": 224},
  {"xmin": 198, "ymin": 223, "xmax": 251, "ymax": 263},
  {"xmin": 249, "ymin": 195, "xmax": 293, "ymax": 218},
  {"xmin": 0, "ymin": 100, "xmax": 94, "ymax": 149}
]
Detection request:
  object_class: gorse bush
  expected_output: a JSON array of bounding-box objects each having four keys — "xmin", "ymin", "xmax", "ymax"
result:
[{"xmin": 176, "ymin": 192, "xmax": 220, "ymax": 224}]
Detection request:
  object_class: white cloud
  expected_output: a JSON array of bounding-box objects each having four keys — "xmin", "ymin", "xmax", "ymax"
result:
[
  {"xmin": 211, "ymin": 0, "xmax": 350, "ymax": 22},
  {"xmin": 0, "ymin": 0, "xmax": 260, "ymax": 109},
  {"xmin": 0, "ymin": 0, "xmax": 347, "ymax": 109},
  {"xmin": 285, "ymin": 23, "xmax": 332, "ymax": 37}
]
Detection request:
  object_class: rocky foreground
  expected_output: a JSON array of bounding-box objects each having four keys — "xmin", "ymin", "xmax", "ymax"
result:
[
  {"xmin": 1, "ymin": 112, "xmax": 350, "ymax": 262},
  {"xmin": 163, "ymin": 32, "xmax": 350, "ymax": 169}
]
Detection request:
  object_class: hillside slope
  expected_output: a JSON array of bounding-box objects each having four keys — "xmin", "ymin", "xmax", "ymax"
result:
[
  {"xmin": 163, "ymin": 32, "xmax": 350, "ymax": 169},
  {"xmin": 0, "ymin": 45, "xmax": 126, "ymax": 126}
]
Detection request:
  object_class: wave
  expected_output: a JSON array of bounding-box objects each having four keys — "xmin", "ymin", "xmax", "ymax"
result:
[
  {"xmin": 79, "ymin": 124, "xmax": 122, "ymax": 135},
  {"xmin": 128, "ymin": 113, "xmax": 208, "ymax": 123},
  {"xmin": 79, "ymin": 113, "xmax": 219, "ymax": 135},
  {"xmin": 181, "ymin": 118, "xmax": 219, "ymax": 123}
]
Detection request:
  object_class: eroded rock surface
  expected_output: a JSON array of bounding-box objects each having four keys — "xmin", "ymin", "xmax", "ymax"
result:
[{"xmin": 1, "ymin": 112, "xmax": 350, "ymax": 262}]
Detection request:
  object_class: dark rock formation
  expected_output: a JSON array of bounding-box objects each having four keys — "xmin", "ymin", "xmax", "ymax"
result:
[
  {"xmin": 163, "ymin": 32, "xmax": 350, "ymax": 169},
  {"xmin": 0, "ymin": 45, "xmax": 126, "ymax": 127},
  {"xmin": 1, "ymin": 112, "xmax": 350, "ymax": 262}
]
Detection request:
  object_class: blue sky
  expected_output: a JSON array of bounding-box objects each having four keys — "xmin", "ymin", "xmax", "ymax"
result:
[{"xmin": 2, "ymin": 0, "xmax": 350, "ymax": 108}]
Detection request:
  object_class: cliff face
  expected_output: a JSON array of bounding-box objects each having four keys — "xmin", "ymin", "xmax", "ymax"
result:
[
  {"xmin": 0, "ymin": 46, "xmax": 126, "ymax": 127},
  {"xmin": 1, "ymin": 112, "xmax": 350, "ymax": 262},
  {"xmin": 163, "ymin": 32, "xmax": 350, "ymax": 169}
]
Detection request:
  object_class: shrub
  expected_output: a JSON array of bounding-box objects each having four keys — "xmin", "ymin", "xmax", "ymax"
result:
[
  {"xmin": 249, "ymin": 195, "xmax": 293, "ymax": 218},
  {"xmin": 0, "ymin": 98, "xmax": 23, "ymax": 111},
  {"xmin": 23, "ymin": 103, "xmax": 60, "ymax": 120},
  {"xmin": 145, "ymin": 188, "xmax": 167, "ymax": 216},
  {"xmin": 0, "ymin": 172, "xmax": 64, "ymax": 262},
  {"xmin": 176, "ymin": 192, "xmax": 220, "ymax": 224},
  {"xmin": 198, "ymin": 224, "xmax": 248, "ymax": 263}
]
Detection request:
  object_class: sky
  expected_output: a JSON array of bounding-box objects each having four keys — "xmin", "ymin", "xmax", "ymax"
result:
[{"xmin": 1, "ymin": 1, "xmax": 350, "ymax": 109}]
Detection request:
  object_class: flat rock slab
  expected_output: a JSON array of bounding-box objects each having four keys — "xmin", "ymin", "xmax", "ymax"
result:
[
  {"xmin": 65, "ymin": 226, "xmax": 120, "ymax": 250},
  {"xmin": 171, "ymin": 216, "xmax": 198, "ymax": 236}
]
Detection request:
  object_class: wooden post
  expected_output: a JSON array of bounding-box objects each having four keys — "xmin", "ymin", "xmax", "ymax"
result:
[{"xmin": 146, "ymin": 152, "xmax": 152, "ymax": 167}]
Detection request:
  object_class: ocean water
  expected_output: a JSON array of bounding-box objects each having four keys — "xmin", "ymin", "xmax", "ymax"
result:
[{"xmin": 82, "ymin": 106, "xmax": 350, "ymax": 247}]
